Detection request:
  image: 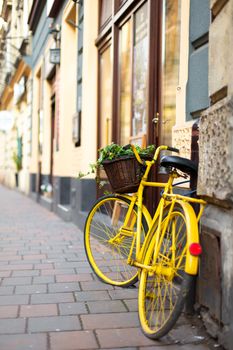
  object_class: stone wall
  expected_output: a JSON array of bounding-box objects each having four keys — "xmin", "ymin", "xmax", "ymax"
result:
[
  {"xmin": 198, "ymin": 97, "xmax": 233, "ymax": 204},
  {"xmin": 197, "ymin": 1, "xmax": 233, "ymax": 347}
]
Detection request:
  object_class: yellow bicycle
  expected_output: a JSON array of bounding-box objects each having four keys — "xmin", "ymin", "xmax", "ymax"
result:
[{"xmin": 84, "ymin": 145, "xmax": 206, "ymax": 339}]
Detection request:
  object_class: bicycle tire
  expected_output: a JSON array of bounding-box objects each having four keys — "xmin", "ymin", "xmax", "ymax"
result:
[
  {"xmin": 138, "ymin": 203, "xmax": 195, "ymax": 338},
  {"xmin": 84, "ymin": 194, "xmax": 149, "ymax": 287}
]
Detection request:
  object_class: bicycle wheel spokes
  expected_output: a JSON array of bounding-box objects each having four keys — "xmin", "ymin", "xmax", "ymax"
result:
[
  {"xmin": 139, "ymin": 207, "xmax": 193, "ymax": 338},
  {"xmin": 85, "ymin": 196, "xmax": 147, "ymax": 287}
]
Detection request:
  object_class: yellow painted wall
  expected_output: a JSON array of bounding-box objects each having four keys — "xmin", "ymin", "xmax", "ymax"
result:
[
  {"xmin": 52, "ymin": 1, "xmax": 78, "ymax": 176},
  {"xmin": 51, "ymin": 0, "xmax": 98, "ymax": 178},
  {"xmin": 30, "ymin": 62, "xmax": 42, "ymax": 173},
  {"xmin": 71, "ymin": 0, "xmax": 98, "ymax": 178}
]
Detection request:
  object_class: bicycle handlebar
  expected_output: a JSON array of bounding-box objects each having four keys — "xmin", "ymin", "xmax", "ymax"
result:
[
  {"xmin": 131, "ymin": 144, "xmax": 180, "ymax": 164},
  {"xmin": 167, "ymin": 146, "xmax": 179, "ymax": 153}
]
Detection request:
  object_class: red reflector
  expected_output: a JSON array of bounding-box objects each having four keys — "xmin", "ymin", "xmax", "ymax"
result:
[{"xmin": 189, "ymin": 243, "xmax": 202, "ymax": 256}]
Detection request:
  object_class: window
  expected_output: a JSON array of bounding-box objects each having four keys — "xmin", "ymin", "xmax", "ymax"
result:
[
  {"xmin": 97, "ymin": 0, "xmax": 181, "ymax": 149},
  {"xmin": 119, "ymin": 2, "xmax": 149, "ymax": 144},
  {"xmin": 161, "ymin": 0, "xmax": 181, "ymax": 146},
  {"xmin": 100, "ymin": 0, "xmax": 113, "ymax": 28},
  {"xmin": 75, "ymin": 0, "xmax": 84, "ymax": 147}
]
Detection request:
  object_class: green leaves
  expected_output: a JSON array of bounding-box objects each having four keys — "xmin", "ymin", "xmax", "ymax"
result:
[
  {"xmin": 97, "ymin": 143, "xmax": 155, "ymax": 164},
  {"xmin": 77, "ymin": 143, "xmax": 155, "ymax": 180}
]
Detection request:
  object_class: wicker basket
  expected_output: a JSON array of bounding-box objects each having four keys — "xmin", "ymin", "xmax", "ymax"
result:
[{"xmin": 102, "ymin": 155, "xmax": 146, "ymax": 193}]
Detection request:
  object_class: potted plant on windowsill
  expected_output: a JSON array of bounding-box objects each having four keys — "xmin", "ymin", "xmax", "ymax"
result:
[
  {"xmin": 78, "ymin": 143, "xmax": 155, "ymax": 193},
  {"xmin": 12, "ymin": 152, "xmax": 22, "ymax": 187},
  {"xmin": 40, "ymin": 183, "xmax": 53, "ymax": 198}
]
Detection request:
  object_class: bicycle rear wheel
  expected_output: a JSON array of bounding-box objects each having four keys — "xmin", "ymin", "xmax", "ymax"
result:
[
  {"xmin": 84, "ymin": 195, "xmax": 149, "ymax": 287},
  {"xmin": 138, "ymin": 204, "xmax": 195, "ymax": 338}
]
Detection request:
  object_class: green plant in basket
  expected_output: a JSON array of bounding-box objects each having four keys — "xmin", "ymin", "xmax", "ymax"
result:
[
  {"xmin": 97, "ymin": 143, "xmax": 155, "ymax": 164},
  {"xmin": 78, "ymin": 143, "xmax": 155, "ymax": 183}
]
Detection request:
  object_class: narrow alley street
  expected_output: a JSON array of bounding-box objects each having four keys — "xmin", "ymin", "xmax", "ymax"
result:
[{"xmin": 0, "ymin": 185, "xmax": 222, "ymax": 350}]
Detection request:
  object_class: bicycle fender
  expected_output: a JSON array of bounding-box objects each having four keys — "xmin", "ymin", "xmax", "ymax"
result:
[{"xmin": 176, "ymin": 200, "xmax": 200, "ymax": 275}]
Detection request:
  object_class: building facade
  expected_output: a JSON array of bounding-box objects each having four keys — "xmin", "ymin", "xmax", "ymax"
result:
[
  {"xmin": 0, "ymin": 0, "xmax": 32, "ymax": 193},
  {"xmin": 0, "ymin": 0, "xmax": 233, "ymax": 348}
]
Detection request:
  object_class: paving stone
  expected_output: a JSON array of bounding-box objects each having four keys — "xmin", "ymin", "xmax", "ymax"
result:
[
  {"xmin": 0, "ymin": 334, "xmax": 47, "ymax": 350},
  {"xmin": 28, "ymin": 315, "xmax": 81, "ymax": 332},
  {"xmin": 12, "ymin": 270, "xmax": 40, "ymax": 277},
  {"xmin": 48, "ymin": 282, "xmax": 80, "ymax": 293},
  {"xmin": 123, "ymin": 298, "xmax": 138, "ymax": 312},
  {"xmin": 0, "ymin": 255, "xmax": 21, "ymax": 261},
  {"xmin": 0, "ymin": 286, "xmax": 14, "ymax": 295},
  {"xmin": 101, "ymin": 348, "xmax": 137, "ymax": 350},
  {"xmin": 108, "ymin": 289, "xmax": 138, "ymax": 300},
  {"xmin": 50, "ymin": 330, "xmax": 98, "ymax": 349},
  {"xmin": 59, "ymin": 302, "xmax": 88, "ymax": 315},
  {"xmin": 55, "ymin": 261, "xmax": 90, "ymax": 269},
  {"xmin": 23, "ymin": 254, "xmax": 46, "ymax": 260},
  {"xmin": 31, "ymin": 292, "xmax": 74, "ymax": 304},
  {"xmin": 2, "ymin": 277, "xmax": 32, "ymax": 286},
  {"xmin": 41, "ymin": 268, "xmax": 75, "ymax": 276},
  {"xmin": 0, "ymin": 306, "xmax": 18, "ymax": 318},
  {"xmin": 33, "ymin": 276, "xmax": 55, "ymax": 284},
  {"xmin": 138, "ymin": 346, "xmax": 212, "ymax": 350},
  {"xmin": 96, "ymin": 328, "xmax": 158, "ymax": 348},
  {"xmin": 75, "ymin": 290, "xmax": 111, "ymax": 302},
  {"xmin": 87, "ymin": 300, "xmax": 127, "ymax": 314},
  {"xmin": 0, "ymin": 318, "xmax": 26, "ymax": 334},
  {"xmin": 81, "ymin": 312, "xmax": 139, "ymax": 329},
  {"xmin": 34, "ymin": 263, "xmax": 54, "ymax": 269},
  {"xmin": 75, "ymin": 266, "xmax": 94, "ymax": 273},
  {"xmin": 0, "ymin": 271, "xmax": 11, "ymax": 278},
  {"xmin": 0, "ymin": 264, "xmax": 33, "ymax": 270},
  {"xmin": 20, "ymin": 304, "xmax": 58, "ymax": 317},
  {"xmin": 56, "ymin": 273, "xmax": 93, "ymax": 282},
  {"xmin": 0, "ymin": 295, "xmax": 29, "ymax": 305},
  {"xmin": 15, "ymin": 284, "xmax": 47, "ymax": 294},
  {"xmin": 80, "ymin": 280, "xmax": 114, "ymax": 291},
  {"xmin": 10, "ymin": 260, "xmax": 41, "ymax": 265}
]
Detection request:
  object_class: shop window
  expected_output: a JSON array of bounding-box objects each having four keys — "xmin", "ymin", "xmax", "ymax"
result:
[
  {"xmin": 161, "ymin": 0, "xmax": 181, "ymax": 146},
  {"xmin": 119, "ymin": 2, "xmax": 149, "ymax": 144},
  {"xmin": 119, "ymin": 19, "xmax": 131, "ymax": 145},
  {"xmin": 132, "ymin": 2, "xmax": 148, "ymax": 138},
  {"xmin": 97, "ymin": 0, "xmax": 181, "ymax": 150}
]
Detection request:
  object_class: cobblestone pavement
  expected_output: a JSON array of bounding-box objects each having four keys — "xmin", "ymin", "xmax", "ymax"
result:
[{"xmin": 0, "ymin": 185, "xmax": 223, "ymax": 350}]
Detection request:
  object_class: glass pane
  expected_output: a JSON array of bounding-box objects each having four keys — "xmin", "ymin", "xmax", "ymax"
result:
[
  {"xmin": 132, "ymin": 2, "xmax": 148, "ymax": 137},
  {"xmin": 119, "ymin": 19, "xmax": 132, "ymax": 145},
  {"xmin": 100, "ymin": 0, "xmax": 113, "ymax": 27},
  {"xmin": 100, "ymin": 45, "xmax": 112, "ymax": 148},
  {"xmin": 161, "ymin": 0, "xmax": 181, "ymax": 146}
]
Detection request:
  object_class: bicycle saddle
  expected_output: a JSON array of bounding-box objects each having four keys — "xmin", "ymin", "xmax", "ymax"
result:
[{"xmin": 160, "ymin": 156, "xmax": 198, "ymax": 176}]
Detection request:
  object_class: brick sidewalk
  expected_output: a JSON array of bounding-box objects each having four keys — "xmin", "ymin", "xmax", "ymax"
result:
[{"xmin": 0, "ymin": 185, "xmax": 221, "ymax": 350}]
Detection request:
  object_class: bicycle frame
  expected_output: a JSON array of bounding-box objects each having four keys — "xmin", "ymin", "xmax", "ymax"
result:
[{"xmin": 121, "ymin": 145, "xmax": 206, "ymax": 276}]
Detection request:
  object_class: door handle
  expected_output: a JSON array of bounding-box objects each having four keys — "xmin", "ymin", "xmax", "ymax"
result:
[{"xmin": 152, "ymin": 112, "xmax": 159, "ymax": 124}]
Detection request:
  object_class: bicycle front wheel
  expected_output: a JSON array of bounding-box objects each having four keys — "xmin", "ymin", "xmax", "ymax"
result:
[
  {"xmin": 138, "ymin": 204, "xmax": 195, "ymax": 338},
  {"xmin": 84, "ymin": 195, "xmax": 149, "ymax": 287}
]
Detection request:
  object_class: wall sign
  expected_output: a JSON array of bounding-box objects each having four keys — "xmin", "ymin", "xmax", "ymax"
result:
[{"xmin": 50, "ymin": 48, "xmax": 60, "ymax": 65}]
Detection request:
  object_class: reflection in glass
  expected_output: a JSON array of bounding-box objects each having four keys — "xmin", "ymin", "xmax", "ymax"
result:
[
  {"xmin": 100, "ymin": 0, "xmax": 113, "ymax": 27},
  {"xmin": 161, "ymin": 0, "xmax": 181, "ymax": 146},
  {"xmin": 132, "ymin": 2, "xmax": 148, "ymax": 137},
  {"xmin": 119, "ymin": 19, "xmax": 132, "ymax": 145},
  {"xmin": 100, "ymin": 45, "xmax": 112, "ymax": 148}
]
